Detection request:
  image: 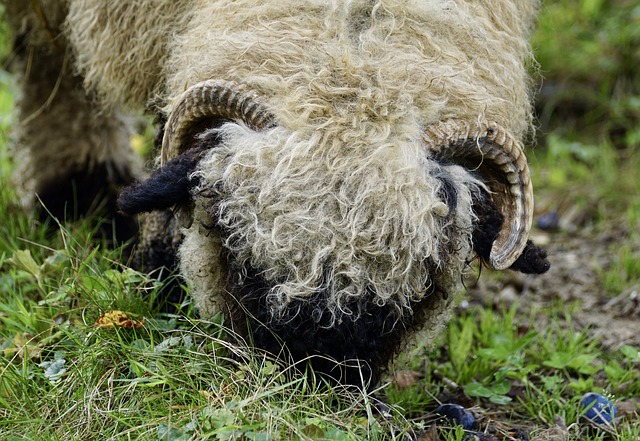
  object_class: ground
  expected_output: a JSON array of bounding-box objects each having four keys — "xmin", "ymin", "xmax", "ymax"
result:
[{"xmin": 473, "ymin": 224, "xmax": 640, "ymax": 351}]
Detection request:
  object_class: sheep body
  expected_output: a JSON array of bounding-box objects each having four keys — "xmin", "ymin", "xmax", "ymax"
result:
[
  {"xmin": 64, "ymin": 1, "xmax": 537, "ymax": 139},
  {"xmin": 3, "ymin": 1, "xmax": 141, "ymax": 219}
]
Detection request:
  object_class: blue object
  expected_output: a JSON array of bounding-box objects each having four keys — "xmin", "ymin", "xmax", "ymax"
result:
[
  {"xmin": 434, "ymin": 403, "xmax": 475, "ymax": 430},
  {"xmin": 536, "ymin": 211, "xmax": 560, "ymax": 231},
  {"xmin": 580, "ymin": 393, "xmax": 617, "ymax": 425}
]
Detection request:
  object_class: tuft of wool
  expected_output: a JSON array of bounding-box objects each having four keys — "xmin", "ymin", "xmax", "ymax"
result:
[{"xmin": 65, "ymin": 0, "xmax": 193, "ymax": 109}]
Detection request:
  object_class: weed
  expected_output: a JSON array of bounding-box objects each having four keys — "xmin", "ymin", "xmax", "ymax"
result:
[{"xmin": 600, "ymin": 246, "xmax": 640, "ymax": 296}]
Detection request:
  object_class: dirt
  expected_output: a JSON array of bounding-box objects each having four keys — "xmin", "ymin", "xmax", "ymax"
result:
[{"xmin": 469, "ymin": 220, "xmax": 640, "ymax": 351}]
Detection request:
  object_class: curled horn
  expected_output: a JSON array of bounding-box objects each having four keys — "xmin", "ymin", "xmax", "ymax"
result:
[
  {"xmin": 424, "ymin": 120, "xmax": 533, "ymax": 270},
  {"xmin": 161, "ymin": 80, "xmax": 276, "ymax": 165}
]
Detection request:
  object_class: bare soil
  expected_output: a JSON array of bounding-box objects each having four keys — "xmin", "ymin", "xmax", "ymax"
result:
[{"xmin": 470, "ymin": 223, "xmax": 640, "ymax": 351}]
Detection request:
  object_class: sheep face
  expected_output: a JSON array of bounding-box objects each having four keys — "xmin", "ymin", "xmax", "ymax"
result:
[
  {"xmin": 171, "ymin": 120, "xmax": 485, "ymax": 387},
  {"xmin": 184, "ymin": 123, "xmax": 480, "ymax": 321}
]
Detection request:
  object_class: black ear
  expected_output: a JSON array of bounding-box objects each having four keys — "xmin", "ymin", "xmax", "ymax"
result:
[
  {"xmin": 509, "ymin": 241, "xmax": 550, "ymax": 274},
  {"xmin": 472, "ymin": 188, "xmax": 550, "ymax": 275},
  {"xmin": 117, "ymin": 147, "xmax": 207, "ymax": 216}
]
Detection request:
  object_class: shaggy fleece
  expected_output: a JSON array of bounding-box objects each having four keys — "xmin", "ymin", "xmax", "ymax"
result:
[
  {"xmin": 165, "ymin": 0, "xmax": 538, "ymax": 137},
  {"xmin": 62, "ymin": 1, "xmax": 538, "ymax": 134},
  {"xmin": 167, "ymin": 1, "xmax": 539, "ymax": 328}
]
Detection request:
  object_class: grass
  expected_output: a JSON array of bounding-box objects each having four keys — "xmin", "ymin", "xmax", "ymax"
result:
[
  {"xmin": 0, "ymin": 225, "xmax": 395, "ymax": 440},
  {"xmin": 1, "ymin": 1, "xmax": 640, "ymax": 440}
]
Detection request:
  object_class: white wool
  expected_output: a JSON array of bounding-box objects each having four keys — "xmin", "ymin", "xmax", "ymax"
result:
[{"xmin": 181, "ymin": 123, "xmax": 483, "ymax": 323}]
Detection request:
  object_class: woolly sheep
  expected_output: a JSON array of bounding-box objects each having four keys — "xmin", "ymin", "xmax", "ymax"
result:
[{"xmin": 3, "ymin": 1, "xmax": 549, "ymax": 387}]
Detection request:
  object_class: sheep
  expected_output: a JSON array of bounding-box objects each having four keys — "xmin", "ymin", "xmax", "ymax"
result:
[
  {"xmin": 3, "ymin": 1, "xmax": 549, "ymax": 388},
  {"xmin": 2, "ymin": 1, "xmax": 143, "ymax": 240}
]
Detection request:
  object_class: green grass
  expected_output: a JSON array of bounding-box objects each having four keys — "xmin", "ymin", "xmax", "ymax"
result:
[
  {"xmin": 533, "ymin": 0, "xmax": 640, "ymax": 144},
  {"xmin": 1, "ymin": 2, "xmax": 640, "ymax": 440},
  {"xmin": 0, "ymin": 226, "xmax": 399, "ymax": 439}
]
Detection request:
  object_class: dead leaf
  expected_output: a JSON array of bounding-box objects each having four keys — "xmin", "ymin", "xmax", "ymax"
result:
[
  {"xmin": 393, "ymin": 369, "xmax": 422, "ymax": 389},
  {"xmin": 94, "ymin": 310, "xmax": 145, "ymax": 329}
]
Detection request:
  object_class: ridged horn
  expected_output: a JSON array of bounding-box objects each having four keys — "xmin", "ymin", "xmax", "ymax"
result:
[
  {"xmin": 161, "ymin": 80, "xmax": 275, "ymax": 165},
  {"xmin": 423, "ymin": 120, "xmax": 533, "ymax": 270}
]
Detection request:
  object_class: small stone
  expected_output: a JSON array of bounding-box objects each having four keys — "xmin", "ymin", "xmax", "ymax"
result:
[
  {"xmin": 434, "ymin": 403, "xmax": 475, "ymax": 430},
  {"xmin": 536, "ymin": 211, "xmax": 560, "ymax": 231},
  {"xmin": 579, "ymin": 392, "xmax": 617, "ymax": 425}
]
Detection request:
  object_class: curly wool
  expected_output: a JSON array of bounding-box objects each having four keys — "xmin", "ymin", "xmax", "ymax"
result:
[
  {"xmin": 180, "ymin": 123, "xmax": 484, "ymax": 325},
  {"xmin": 165, "ymin": 0, "xmax": 538, "ymax": 138}
]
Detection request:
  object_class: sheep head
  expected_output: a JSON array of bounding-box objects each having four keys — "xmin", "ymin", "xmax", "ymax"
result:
[
  {"xmin": 118, "ymin": 77, "xmax": 549, "ymax": 385},
  {"xmin": 162, "ymin": 80, "xmax": 536, "ymax": 270},
  {"xmin": 121, "ymin": 78, "xmax": 548, "ymax": 310}
]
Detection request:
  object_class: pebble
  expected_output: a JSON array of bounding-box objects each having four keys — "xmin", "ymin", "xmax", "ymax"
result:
[
  {"xmin": 434, "ymin": 403, "xmax": 475, "ymax": 430},
  {"xmin": 580, "ymin": 392, "xmax": 617, "ymax": 425}
]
